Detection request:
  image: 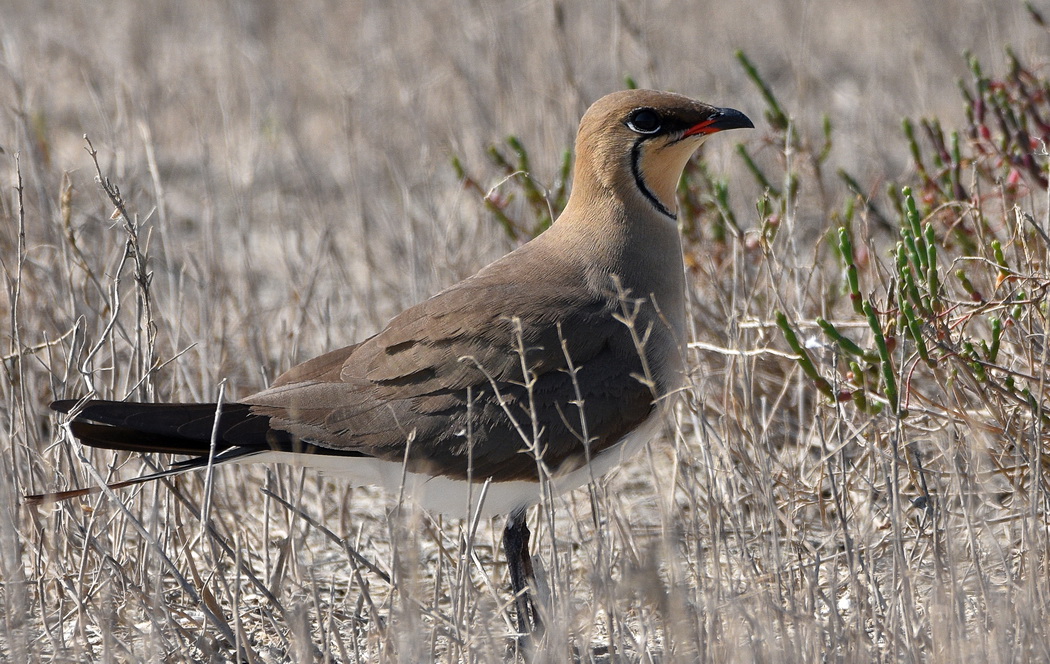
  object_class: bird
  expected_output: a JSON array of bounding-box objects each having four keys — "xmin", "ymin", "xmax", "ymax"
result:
[{"xmin": 30, "ymin": 89, "xmax": 753, "ymax": 636}]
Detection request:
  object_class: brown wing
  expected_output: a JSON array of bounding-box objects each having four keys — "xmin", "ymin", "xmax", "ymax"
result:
[
  {"xmin": 269, "ymin": 342, "xmax": 366, "ymax": 386},
  {"xmin": 244, "ymin": 255, "xmax": 664, "ymax": 482}
]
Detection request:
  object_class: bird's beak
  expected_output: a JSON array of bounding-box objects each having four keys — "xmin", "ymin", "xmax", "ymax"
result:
[{"xmin": 683, "ymin": 107, "xmax": 755, "ymax": 137}]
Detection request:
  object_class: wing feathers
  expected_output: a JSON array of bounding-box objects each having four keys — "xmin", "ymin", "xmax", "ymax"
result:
[{"xmin": 47, "ymin": 247, "xmax": 673, "ymax": 492}]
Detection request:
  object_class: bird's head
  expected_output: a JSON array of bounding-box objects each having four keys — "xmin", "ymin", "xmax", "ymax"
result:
[{"xmin": 571, "ymin": 89, "xmax": 753, "ymax": 219}]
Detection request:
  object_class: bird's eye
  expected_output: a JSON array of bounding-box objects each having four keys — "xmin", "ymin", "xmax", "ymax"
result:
[{"xmin": 626, "ymin": 109, "xmax": 661, "ymax": 134}]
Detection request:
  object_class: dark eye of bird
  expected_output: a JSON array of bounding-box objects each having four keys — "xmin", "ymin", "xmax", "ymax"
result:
[{"xmin": 626, "ymin": 109, "xmax": 661, "ymax": 135}]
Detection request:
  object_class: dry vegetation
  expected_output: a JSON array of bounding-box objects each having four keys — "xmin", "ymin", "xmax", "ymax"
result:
[{"xmin": 2, "ymin": 1, "xmax": 1049, "ymax": 662}]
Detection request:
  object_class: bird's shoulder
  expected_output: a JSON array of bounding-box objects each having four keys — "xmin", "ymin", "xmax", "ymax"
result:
[{"xmin": 357, "ymin": 243, "xmax": 618, "ymax": 390}]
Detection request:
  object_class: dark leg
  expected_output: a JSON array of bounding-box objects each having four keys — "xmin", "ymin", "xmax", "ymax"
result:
[{"xmin": 502, "ymin": 509, "xmax": 543, "ymax": 637}]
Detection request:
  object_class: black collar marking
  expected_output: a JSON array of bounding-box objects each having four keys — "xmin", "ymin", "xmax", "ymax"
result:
[{"xmin": 630, "ymin": 138, "xmax": 677, "ymax": 220}]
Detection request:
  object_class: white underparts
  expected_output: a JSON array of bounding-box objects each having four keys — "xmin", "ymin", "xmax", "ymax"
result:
[{"xmin": 239, "ymin": 409, "xmax": 667, "ymax": 520}]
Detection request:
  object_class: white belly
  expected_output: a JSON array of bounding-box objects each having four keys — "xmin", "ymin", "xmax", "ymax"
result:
[{"xmin": 240, "ymin": 410, "xmax": 666, "ymax": 520}]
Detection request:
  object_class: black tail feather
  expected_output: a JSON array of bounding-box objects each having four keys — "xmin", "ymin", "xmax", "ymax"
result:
[
  {"xmin": 28, "ymin": 398, "xmax": 365, "ymax": 505},
  {"xmin": 68, "ymin": 421, "xmax": 221, "ymax": 456},
  {"xmin": 50, "ymin": 400, "xmax": 281, "ymax": 452}
]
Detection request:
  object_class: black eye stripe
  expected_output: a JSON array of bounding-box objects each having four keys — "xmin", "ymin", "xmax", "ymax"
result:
[{"xmin": 626, "ymin": 108, "xmax": 661, "ymax": 135}]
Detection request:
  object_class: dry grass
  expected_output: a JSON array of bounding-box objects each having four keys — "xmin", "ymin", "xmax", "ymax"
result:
[{"xmin": 2, "ymin": 1, "xmax": 1049, "ymax": 661}]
